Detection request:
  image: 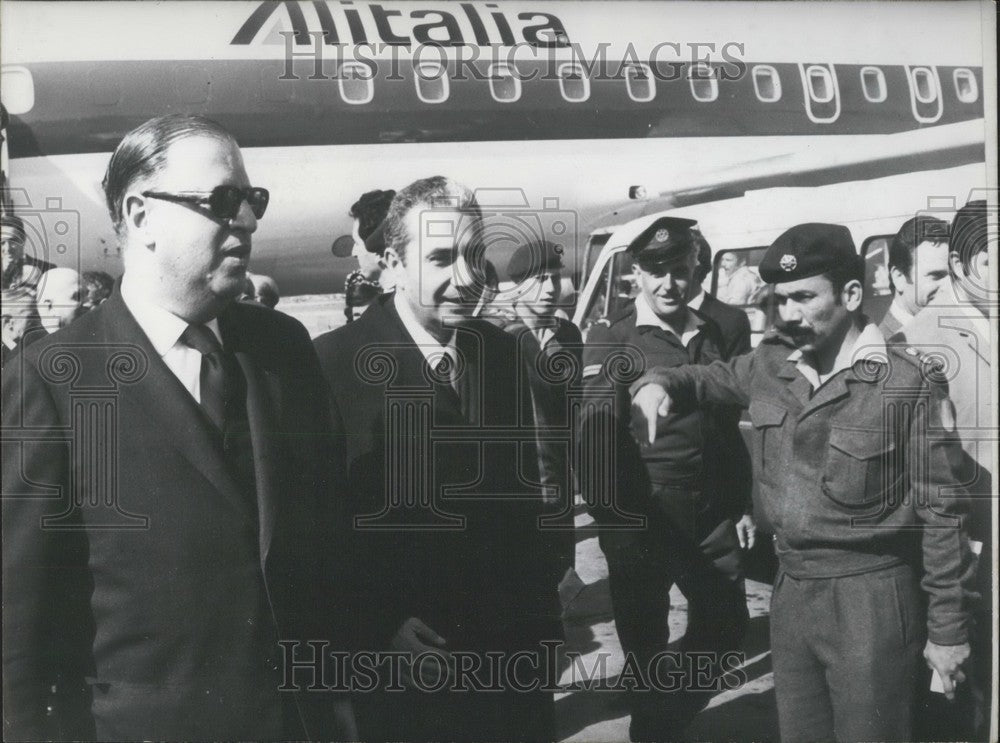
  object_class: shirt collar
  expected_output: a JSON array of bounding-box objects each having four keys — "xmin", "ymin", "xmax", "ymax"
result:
[
  {"xmin": 393, "ymin": 293, "xmax": 456, "ymax": 364},
  {"xmin": 634, "ymin": 292, "xmax": 704, "ymax": 345},
  {"xmin": 121, "ymin": 276, "xmax": 222, "ymax": 356},
  {"xmin": 888, "ymin": 301, "xmax": 915, "ymax": 327},
  {"xmin": 787, "ymin": 322, "xmax": 886, "ymax": 388}
]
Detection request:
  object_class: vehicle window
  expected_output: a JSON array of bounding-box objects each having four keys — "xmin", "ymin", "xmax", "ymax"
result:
[
  {"xmin": 580, "ymin": 247, "xmax": 636, "ymax": 336},
  {"xmin": 710, "ymin": 247, "xmax": 773, "ymax": 338},
  {"xmin": 860, "ymin": 235, "xmax": 894, "ymax": 326}
]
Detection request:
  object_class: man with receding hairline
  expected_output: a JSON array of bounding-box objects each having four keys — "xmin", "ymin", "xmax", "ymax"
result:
[
  {"xmin": 315, "ymin": 175, "xmax": 561, "ymax": 743},
  {"xmin": 2, "ymin": 114, "xmax": 351, "ymax": 740}
]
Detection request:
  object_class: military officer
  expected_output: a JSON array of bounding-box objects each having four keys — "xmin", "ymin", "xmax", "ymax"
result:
[
  {"xmin": 631, "ymin": 222, "xmax": 977, "ymax": 743},
  {"xmin": 579, "ymin": 217, "xmax": 754, "ymax": 741}
]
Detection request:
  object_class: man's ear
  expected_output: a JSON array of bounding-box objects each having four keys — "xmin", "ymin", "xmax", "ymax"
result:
[
  {"xmin": 842, "ymin": 278, "xmax": 864, "ymax": 312},
  {"xmin": 380, "ymin": 247, "xmax": 401, "ymax": 272},
  {"xmin": 948, "ymin": 251, "xmax": 965, "ymax": 278},
  {"xmin": 888, "ymin": 265, "xmax": 907, "ymax": 295},
  {"xmin": 122, "ymin": 192, "xmax": 153, "ymax": 249}
]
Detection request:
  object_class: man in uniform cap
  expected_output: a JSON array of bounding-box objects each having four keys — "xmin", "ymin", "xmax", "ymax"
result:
[
  {"xmin": 580, "ymin": 216, "xmax": 754, "ymax": 740},
  {"xmin": 632, "ymin": 222, "xmax": 977, "ymax": 742},
  {"xmin": 496, "ymin": 239, "xmax": 582, "ymax": 585}
]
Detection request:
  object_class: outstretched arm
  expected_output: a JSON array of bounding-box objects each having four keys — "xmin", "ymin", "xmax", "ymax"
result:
[{"xmin": 629, "ymin": 353, "xmax": 757, "ymax": 444}]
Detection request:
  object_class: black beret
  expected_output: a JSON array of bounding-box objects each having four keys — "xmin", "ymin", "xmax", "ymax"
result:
[
  {"xmin": 759, "ymin": 223, "xmax": 857, "ymax": 284},
  {"xmin": 627, "ymin": 216, "xmax": 698, "ymax": 270},
  {"xmin": 507, "ymin": 240, "xmax": 564, "ymax": 283}
]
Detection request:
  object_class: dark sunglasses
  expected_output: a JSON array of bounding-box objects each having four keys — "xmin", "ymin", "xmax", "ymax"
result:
[{"xmin": 142, "ymin": 186, "xmax": 270, "ymax": 221}]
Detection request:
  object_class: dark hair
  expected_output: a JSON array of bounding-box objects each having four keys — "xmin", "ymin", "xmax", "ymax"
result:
[
  {"xmin": 383, "ymin": 176, "xmax": 481, "ymax": 264},
  {"xmin": 1, "ymin": 213, "xmax": 26, "ymax": 244},
  {"xmin": 81, "ymin": 270, "xmax": 115, "ymax": 306},
  {"xmin": 349, "ymin": 190, "xmax": 396, "ymax": 241},
  {"xmin": 888, "ymin": 215, "xmax": 948, "ymax": 288},
  {"xmin": 101, "ymin": 114, "xmax": 236, "ymax": 237},
  {"xmin": 691, "ymin": 228, "xmax": 713, "ymax": 284},
  {"xmin": 950, "ymin": 200, "xmax": 988, "ymax": 277}
]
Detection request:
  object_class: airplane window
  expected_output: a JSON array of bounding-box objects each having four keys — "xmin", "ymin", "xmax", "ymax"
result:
[
  {"xmin": 911, "ymin": 67, "xmax": 937, "ymax": 104},
  {"xmin": 488, "ymin": 63, "xmax": 521, "ymax": 103},
  {"xmin": 953, "ymin": 68, "xmax": 978, "ymax": 103},
  {"xmin": 415, "ymin": 62, "xmax": 449, "ymax": 104},
  {"xmin": 806, "ymin": 66, "xmax": 834, "ymax": 103},
  {"xmin": 752, "ymin": 66, "xmax": 781, "ymax": 102},
  {"xmin": 860, "ymin": 67, "xmax": 887, "ymax": 103},
  {"xmin": 1, "ymin": 67, "xmax": 35, "ymax": 115},
  {"xmin": 339, "ymin": 62, "xmax": 374, "ymax": 105},
  {"xmin": 558, "ymin": 63, "xmax": 590, "ymax": 102},
  {"xmin": 625, "ymin": 64, "xmax": 655, "ymax": 102},
  {"xmin": 689, "ymin": 64, "xmax": 718, "ymax": 102}
]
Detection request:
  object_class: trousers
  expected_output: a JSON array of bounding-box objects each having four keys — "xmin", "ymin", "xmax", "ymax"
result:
[{"xmin": 770, "ymin": 563, "xmax": 924, "ymax": 743}]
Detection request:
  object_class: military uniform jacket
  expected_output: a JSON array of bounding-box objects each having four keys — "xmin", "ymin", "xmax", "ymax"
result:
[
  {"xmin": 632, "ymin": 331, "xmax": 977, "ymax": 645},
  {"xmin": 580, "ymin": 302, "xmax": 750, "ymax": 531},
  {"xmin": 893, "ymin": 286, "xmax": 992, "ymax": 544}
]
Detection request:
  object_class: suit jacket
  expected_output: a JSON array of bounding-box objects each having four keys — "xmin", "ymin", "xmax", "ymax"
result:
[
  {"xmin": 2, "ymin": 289, "xmax": 343, "ymax": 740},
  {"xmin": 314, "ymin": 295, "xmax": 561, "ymax": 655},
  {"xmin": 493, "ymin": 316, "xmax": 582, "ymax": 503},
  {"xmin": 694, "ymin": 292, "xmax": 752, "ymax": 360}
]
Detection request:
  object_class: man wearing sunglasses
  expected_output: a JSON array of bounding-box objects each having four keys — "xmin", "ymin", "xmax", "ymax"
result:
[{"xmin": 2, "ymin": 114, "xmax": 352, "ymax": 740}]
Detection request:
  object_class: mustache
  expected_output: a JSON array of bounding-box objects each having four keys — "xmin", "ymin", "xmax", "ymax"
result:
[{"xmin": 777, "ymin": 323, "xmax": 813, "ymax": 338}]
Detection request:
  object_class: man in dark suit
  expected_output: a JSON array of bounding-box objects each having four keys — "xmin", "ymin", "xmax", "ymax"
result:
[
  {"xmin": 2, "ymin": 114, "xmax": 351, "ymax": 740},
  {"xmin": 314, "ymin": 176, "xmax": 562, "ymax": 742},
  {"xmin": 495, "ymin": 239, "xmax": 582, "ymax": 583}
]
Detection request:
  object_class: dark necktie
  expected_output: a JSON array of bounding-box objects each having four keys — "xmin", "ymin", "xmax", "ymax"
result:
[{"xmin": 181, "ymin": 323, "xmax": 235, "ymax": 431}]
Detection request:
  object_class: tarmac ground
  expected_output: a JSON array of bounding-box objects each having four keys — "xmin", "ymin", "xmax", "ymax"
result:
[{"xmin": 555, "ymin": 501, "xmax": 778, "ymax": 743}]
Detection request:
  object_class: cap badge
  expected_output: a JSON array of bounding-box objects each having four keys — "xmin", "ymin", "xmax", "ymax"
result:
[
  {"xmin": 779, "ymin": 254, "xmax": 797, "ymax": 272},
  {"xmin": 654, "ymin": 228, "xmax": 670, "ymax": 243}
]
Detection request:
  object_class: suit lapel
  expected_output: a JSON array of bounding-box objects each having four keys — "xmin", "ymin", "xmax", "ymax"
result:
[
  {"xmin": 219, "ymin": 308, "xmax": 283, "ymax": 562},
  {"xmin": 101, "ymin": 292, "xmax": 249, "ymax": 517}
]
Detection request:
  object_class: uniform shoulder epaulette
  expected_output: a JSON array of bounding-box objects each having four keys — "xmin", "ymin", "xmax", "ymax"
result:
[{"xmin": 885, "ymin": 343, "xmax": 949, "ymax": 383}]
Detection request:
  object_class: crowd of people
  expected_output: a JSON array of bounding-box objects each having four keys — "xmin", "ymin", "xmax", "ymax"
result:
[{"xmin": 0, "ymin": 113, "xmax": 993, "ymax": 743}]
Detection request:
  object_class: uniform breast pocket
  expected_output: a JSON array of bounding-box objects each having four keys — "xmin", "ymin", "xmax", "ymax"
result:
[
  {"xmin": 821, "ymin": 427, "xmax": 902, "ymax": 509},
  {"xmin": 748, "ymin": 400, "xmax": 787, "ymax": 482}
]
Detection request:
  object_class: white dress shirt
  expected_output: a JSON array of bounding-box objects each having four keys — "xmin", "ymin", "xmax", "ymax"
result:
[
  {"xmin": 394, "ymin": 294, "xmax": 458, "ymax": 373},
  {"xmin": 121, "ymin": 278, "xmax": 222, "ymax": 404},
  {"xmin": 634, "ymin": 292, "xmax": 705, "ymax": 347}
]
